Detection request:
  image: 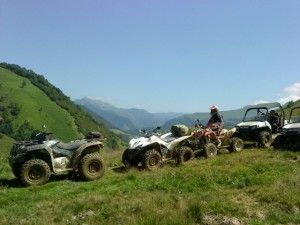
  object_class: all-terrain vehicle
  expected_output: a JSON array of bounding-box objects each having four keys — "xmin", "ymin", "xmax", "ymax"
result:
[
  {"xmin": 234, "ymin": 102, "xmax": 286, "ymax": 147},
  {"xmin": 273, "ymin": 105, "xmax": 300, "ymax": 150},
  {"xmin": 122, "ymin": 125, "xmax": 194, "ymax": 170},
  {"xmin": 186, "ymin": 120, "xmax": 244, "ymax": 158},
  {"xmin": 9, "ymin": 128, "xmax": 106, "ymax": 186}
]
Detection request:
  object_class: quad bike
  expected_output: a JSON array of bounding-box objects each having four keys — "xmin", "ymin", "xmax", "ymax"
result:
[
  {"xmin": 273, "ymin": 105, "xmax": 300, "ymax": 150},
  {"xmin": 9, "ymin": 127, "xmax": 106, "ymax": 186},
  {"xmin": 186, "ymin": 120, "xmax": 244, "ymax": 158},
  {"xmin": 122, "ymin": 125, "xmax": 194, "ymax": 170},
  {"xmin": 235, "ymin": 102, "xmax": 286, "ymax": 148}
]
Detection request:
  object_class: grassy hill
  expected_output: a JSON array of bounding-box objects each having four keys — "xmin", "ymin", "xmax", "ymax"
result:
[
  {"xmin": 0, "ymin": 67, "xmax": 80, "ymax": 141},
  {"xmin": 0, "ymin": 146, "xmax": 299, "ymax": 224},
  {"xmin": 283, "ymin": 99, "xmax": 300, "ymax": 119},
  {"xmin": 0, "ymin": 64, "xmax": 126, "ymax": 150}
]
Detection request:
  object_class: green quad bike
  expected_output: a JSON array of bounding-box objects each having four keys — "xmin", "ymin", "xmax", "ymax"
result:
[{"xmin": 9, "ymin": 129, "xmax": 106, "ymax": 186}]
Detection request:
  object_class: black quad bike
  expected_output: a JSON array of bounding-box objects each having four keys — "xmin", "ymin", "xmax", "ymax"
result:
[
  {"xmin": 9, "ymin": 129, "xmax": 106, "ymax": 186},
  {"xmin": 273, "ymin": 105, "xmax": 300, "ymax": 150}
]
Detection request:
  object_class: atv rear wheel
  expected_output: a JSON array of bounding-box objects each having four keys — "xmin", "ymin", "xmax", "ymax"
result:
[
  {"xmin": 258, "ymin": 131, "xmax": 272, "ymax": 148},
  {"xmin": 122, "ymin": 149, "xmax": 139, "ymax": 169},
  {"xmin": 142, "ymin": 149, "xmax": 162, "ymax": 171},
  {"xmin": 79, "ymin": 153, "xmax": 105, "ymax": 181},
  {"xmin": 20, "ymin": 159, "xmax": 50, "ymax": 186},
  {"xmin": 177, "ymin": 146, "xmax": 194, "ymax": 165},
  {"xmin": 229, "ymin": 137, "xmax": 244, "ymax": 153},
  {"xmin": 203, "ymin": 143, "xmax": 217, "ymax": 158}
]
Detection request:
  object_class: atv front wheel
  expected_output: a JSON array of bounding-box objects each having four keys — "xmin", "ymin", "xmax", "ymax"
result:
[
  {"xmin": 79, "ymin": 153, "xmax": 105, "ymax": 181},
  {"xmin": 229, "ymin": 137, "xmax": 244, "ymax": 153},
  {"xmin": 177, "ymin": 146, "xmax": 194, "ymax": 165},
  {"xmin": 272, "ymin": 135, "xmax": 286, "ymax": 150},
  {"xmin": 122, "ymin": 149, "xmax": 139, "ymax": 169},
  {"xmin": 20, "ymin": 159, "xmax": 51, "ymax": 186},
  {"xmin": 258, "ymin": 131, "xmax": 272, "ymax": 148},
  {"xmin": 142, "ymin": 149, "xmax": 162, "ymax": 171},
  {"xmin": 203, "ymin": 143, "xmax": 217, "ymax": 158}
]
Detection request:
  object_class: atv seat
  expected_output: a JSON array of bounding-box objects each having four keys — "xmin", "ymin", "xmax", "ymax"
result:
[
  {"xmin": 160, "ymin": 132, "xmax": 177, "ymax": 143},
  {"xmin": 57, "ymin": 140, "xmax": 86, "ymax": 150}
]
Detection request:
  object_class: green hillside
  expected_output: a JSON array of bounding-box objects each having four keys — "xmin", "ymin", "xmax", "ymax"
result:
[
  {"xmin": 0, "ymin": 134, "xmax": 14, "ymax": 175},
  {"xmin": 0, "ymin": 67, "xmax": 79, "ymax": 141},
  {"xmin": 283, "ymin": 99, "xmax": 300, "ymax": 119},
  {"xmin": 0, "ymin": 63, "xmax": 126, "ymax": 150}
]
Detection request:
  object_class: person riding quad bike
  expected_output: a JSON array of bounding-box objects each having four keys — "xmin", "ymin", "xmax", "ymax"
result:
[
  {"xmin": 187, "ymin": 106, "xmax": 243, "ymax": 158},
  {"xmin": 268, "ymin": 110, "xmax": 280, "ymax": 133},
  {"xmin": 207, "ymin": 105, "xmax": 224, "ymax": 147}
]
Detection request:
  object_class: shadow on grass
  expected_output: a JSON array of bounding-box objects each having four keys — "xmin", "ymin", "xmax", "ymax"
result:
[
  {"xmin": 112, "ymin": 165, "xmax": 128, "ymax": 173},
  {"xmin": 0, "ymin": 178, "xmax": 22, "ymax": 188},
  {"xmin": 0, "ymin": 173, "xmax": 80, "ymax": 188}
]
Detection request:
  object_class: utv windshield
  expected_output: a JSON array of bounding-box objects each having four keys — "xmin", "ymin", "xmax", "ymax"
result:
[
  {"xmin": 243, "ymin": 108, "xmax": 268, "ymax": 122},
  {"xmin": 289, "ymin": 106, "xmax": 300, "ymax": 123}
]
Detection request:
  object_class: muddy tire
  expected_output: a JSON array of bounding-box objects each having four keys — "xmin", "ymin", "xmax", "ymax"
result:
[
  {"xmin": 177, "ymin": 146, "xmax": 194, "ymax": 165},
  {"xmin": 122, "ymin": 149, "xmax": 139, "ymax": 169},
  {"xmin": 142, "ymin": 149, "xmax": 162, "ymax": 171},
  {"xmin": 79, "ymin": 153, "xmax": 105, "ymax": 181},
  {"xmin": 204, "ymin": 143, "xmax": 217, "ymax": 158},
  {"xmin": 273, "ymin": 135, "xmax": 285, "ymax": 150},
  {"xmin": 229, "ymin": 137, "xmax": 244, "ymax": 153},
  {"xmin": 20, "ymin": 159, "xmax": 50, "ymax": 186},
  {"xmin": 258, "ymin": 131, "xmax": 272, "ymax": 148}
]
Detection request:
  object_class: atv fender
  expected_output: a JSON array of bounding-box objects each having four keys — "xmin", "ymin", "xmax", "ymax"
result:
[
  {"xmin": 168, "ymin": 134, "xmax": 193, "ymax": 151},
  {"xmin": 14, "ymin": 145, "xmax": 55, "ymax": 172},
  {"xmin": 142, "ymin": 142, "xmax": 162, "ymax": 154},
  {"xmin": 70, "ymin": 141, "xmax": 103, "ymax": 168}
]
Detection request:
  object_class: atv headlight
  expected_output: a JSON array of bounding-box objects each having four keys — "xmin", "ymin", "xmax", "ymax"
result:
[
  {"xmin": 129, "ymin": 140, "xmax": 143, "ymax": 149},
  {"xmin": 235, "ymin": 126, "xmax": 240, "ymax": 131},
  {"xmin": 250, "ymin": 125, "xmax": 258, "ymax": 130},
  {"xmin": 281, "ymin": 128, "xmax": 288, "ymax": 134}
]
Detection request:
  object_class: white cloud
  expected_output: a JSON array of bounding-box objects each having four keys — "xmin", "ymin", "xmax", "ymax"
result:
[
  {"xmin": 253, "ymin": 83, "xmax": 300, "ymax": 106},
  {"xmin": 86, "ymin": 96, "xmax": 113, "ymax": 102},
  {"xmin": 283, "ymin": 83, "xmax": 300, "ymax": 95},
  {"xmin": 253, "ymin": 100, "xmax": 269, "ymax": 105},
  {"xmin": 278, "ymin": 83, "xmax": 300, "ymax": 104}
]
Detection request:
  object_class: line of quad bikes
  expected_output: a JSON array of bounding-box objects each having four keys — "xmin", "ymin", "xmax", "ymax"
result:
[{"xmin": 8, "ymin": 103, "xmax": 300, "ymax": 186}]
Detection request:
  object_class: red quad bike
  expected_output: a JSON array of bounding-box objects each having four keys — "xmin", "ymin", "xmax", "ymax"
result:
[{"xmin": 186, "ymin": 120, "xmax": 244, "ymax": 158}]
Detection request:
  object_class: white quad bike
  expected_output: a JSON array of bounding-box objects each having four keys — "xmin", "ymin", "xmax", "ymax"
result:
[
  {"xmin": 235, "ymin": 102, "xmax": 286, "ymax": 148},
  {"xmin": 122, "ymin": 125, "xmax": 194, "ymax": 170}
]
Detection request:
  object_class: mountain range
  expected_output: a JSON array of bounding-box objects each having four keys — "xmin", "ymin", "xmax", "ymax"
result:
[
  {"xmin": 76, "ymin": 97, "xmax": 299, "ymax": 136},
  {"xmin": 75, "ymin": 98, "xmax": 253, "ymax": 133},
  {"xmin": 75, "ymin": 97, "xmax": 185, "ymax": 132}
]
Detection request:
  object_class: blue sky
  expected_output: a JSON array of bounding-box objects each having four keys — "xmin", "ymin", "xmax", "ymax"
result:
[{"xmin": 1, "ymin": 0, "xmax": 299, "ymax": 113}]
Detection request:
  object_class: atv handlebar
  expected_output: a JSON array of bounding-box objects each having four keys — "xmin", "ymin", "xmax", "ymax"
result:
[{"xmin": 34, "ymin": 131, "xmax": 52, "ymax": 143}]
